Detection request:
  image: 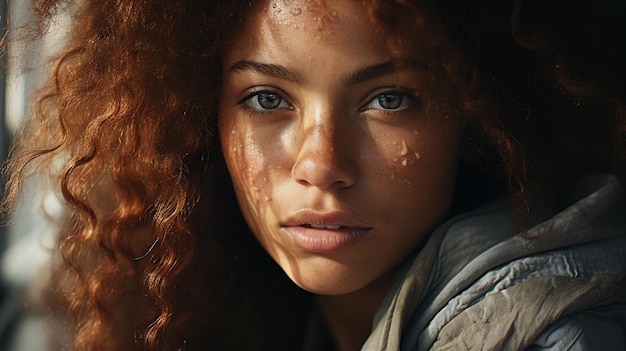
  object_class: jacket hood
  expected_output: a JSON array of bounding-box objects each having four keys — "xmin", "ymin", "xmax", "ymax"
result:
[{"xmin": 364, "ymin": 175, "xmax": 626, "ymax": 350}]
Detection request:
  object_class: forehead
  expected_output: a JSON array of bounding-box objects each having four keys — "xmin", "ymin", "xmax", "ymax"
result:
[
  {"xmin": 263, "ymin": 0, "xmax": 341, "ymax": 30},
  {"xmin": 226, "ymin": 0, "xmax": 383, "ymax": 61}
]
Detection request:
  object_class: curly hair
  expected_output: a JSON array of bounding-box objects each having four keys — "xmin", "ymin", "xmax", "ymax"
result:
[
  {"xmin": 3, "ymin": 0, "xmax": 625, "ymax": 350},
  {"xmin": 370, "ymin": 0, "xmax": 626, "ymax": 212}
]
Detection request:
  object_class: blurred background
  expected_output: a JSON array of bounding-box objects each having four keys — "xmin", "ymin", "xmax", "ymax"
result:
[{"xmin": 0, "ymin": 1, "xmax": 71, "ymax": 349}]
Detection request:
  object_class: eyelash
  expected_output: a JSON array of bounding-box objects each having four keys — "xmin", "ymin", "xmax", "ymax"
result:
[
  {"xmin": 238, "ymin": 88, "xmax": 293, "ymax": 116},
  {"xmin": 359, "ymin": 90, "xmax": 418, "ymax": 112}
]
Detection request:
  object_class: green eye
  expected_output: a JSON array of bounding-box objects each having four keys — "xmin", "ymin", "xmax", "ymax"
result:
[
  {"xmin": 377, "ymin": 94, "xmax": 404, "ymax": 109},
  {"xmin": 245, "ymin": 91, "xmax": 290, "ymax": 110},
  {"xmin": 363, "ymin": 92, "xmax": 412, "ymax": 111},
  {"xmin": 256, "ymin": 93, "xmax": 282, "ymax": 109}
]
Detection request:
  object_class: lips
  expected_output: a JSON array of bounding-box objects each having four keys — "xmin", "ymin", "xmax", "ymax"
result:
[
  {"xmin": 304, "ymin": 224, "xmax": 342, "ymax": 230},
  {"xmin": 281, "ymin": 210, "xmax": 372, "ymax": 253},
  {"xmin": 282, "ymin": 209, "xmax": 371, "ymax": 228}
]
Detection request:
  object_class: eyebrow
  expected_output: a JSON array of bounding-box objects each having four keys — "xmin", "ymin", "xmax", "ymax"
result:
[
  {"xmin": 345, "ymin": 62, "xmax": 396, "ymax": 86},
  {"xmin": 227, "ymin": 60, "xmax": 303, "ymax": 83},
  {"xmin": 226, "ymin": 60, "xmax": 401, "ymax": 86}
]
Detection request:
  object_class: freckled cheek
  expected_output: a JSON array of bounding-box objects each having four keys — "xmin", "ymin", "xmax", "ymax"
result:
[
  {"xmin": 371, "ymin": 134, "xmax": 425, "ymax": 185},
  {"xmin": 373, "ymin": 130, "xmax": 460, "ymax": 189},
  {"xmin": 222, "ymin": 130, "xmax": 283, "ymax": 206}
]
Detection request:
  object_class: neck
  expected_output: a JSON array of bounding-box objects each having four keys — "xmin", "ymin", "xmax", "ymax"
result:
[{"xmin": 317, "ymin": 272, "xmax": 395, "ymax": 351}]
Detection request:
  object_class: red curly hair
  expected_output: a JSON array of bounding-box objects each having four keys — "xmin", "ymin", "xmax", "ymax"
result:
[{"xmin": 3, "ymin": 0, "xmax": 625, "ymax": 350}]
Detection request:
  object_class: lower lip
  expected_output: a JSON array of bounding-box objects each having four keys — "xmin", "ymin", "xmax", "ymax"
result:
[{"xmin": 282, "ymin": 226, "xmax": 371, "ymax": 253}]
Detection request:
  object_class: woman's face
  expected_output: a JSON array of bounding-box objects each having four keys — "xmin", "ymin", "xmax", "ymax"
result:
[{"xmin": 219, "ymin": 0, "xmax": 462, "ymax": 295}]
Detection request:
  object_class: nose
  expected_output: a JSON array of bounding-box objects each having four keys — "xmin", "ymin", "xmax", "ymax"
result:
[{"xmin": 290, "ymin": 111, "xmax": 358, "ymax": 190}]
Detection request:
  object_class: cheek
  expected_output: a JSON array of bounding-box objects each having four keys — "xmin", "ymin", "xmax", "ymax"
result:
[
  {"xmin": 220, "ymin": 124, "xmax": 290, "ymax": 235},
  {"xmin": 222, "ymin": 128, "xmax": 268, "ymax": 200},
  {"xmin": 372, "ymin": 123, "xmax": 462, "ymax": 200},
  {"xmin": 383, "ymin": 135, "xmax": 426, "ymax": 184}
]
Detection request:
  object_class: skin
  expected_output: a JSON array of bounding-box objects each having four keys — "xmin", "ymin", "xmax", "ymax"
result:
[{"xmin": 219, "ymin": 1, "xmax": 463, "ymax": 349}]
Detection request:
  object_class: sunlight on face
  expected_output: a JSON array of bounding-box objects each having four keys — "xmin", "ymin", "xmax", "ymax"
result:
[{"xmin": 219, "ymin": 0, "xmax": 463, "ymax": 295}]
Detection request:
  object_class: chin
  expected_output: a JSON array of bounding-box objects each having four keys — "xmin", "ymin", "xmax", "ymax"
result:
[
  {"xmin": 280, "ymin": 260, "xmax": 374, "ymax": 296},
  {"xmin": 291, "ymin": 277, "xmax": 362, "ymax": 296}
]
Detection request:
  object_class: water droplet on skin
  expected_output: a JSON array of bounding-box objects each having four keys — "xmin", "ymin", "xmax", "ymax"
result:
[
  {"xmin": 231, "ymin": 130, "xmax": 236, "ymax": 134},
  {"xmin": 277, "ymin": 8, "xmax": 282, "ymax": 13},
  {"xmin": 400, "ymin": 139, "xmax": 409, "ymax": 156},
  {"xmin": 290, "ymin": 7, "xmax": 302, "ymax": 15},
  {"xmin": 232, "ymin": 147, "xmax": 237, "ymax": 153},
  {"xmin": 402, "ymin": 159, "xmax": 408, "ymax": 167},
  {"xmin": 264, "ymin": 196, "xmax": 272, "ymax": 202},
  {"xmin": 414, "ymin": 152, "xmax": 421, "ymax": 160},
  {"xmin": 413, "ymin": 130, "xmax": 419, "ymax": 135},
  {"xmin": 390, "ymin": 173, "xmax": 395, "ymax": 180},
  {"xmin": 272, "ymin": 2, "xmax": 277, "ymax": 8}
]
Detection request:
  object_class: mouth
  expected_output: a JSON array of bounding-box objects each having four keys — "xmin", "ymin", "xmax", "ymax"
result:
[
  {"xmin": 282, "ymin": 209, "xmax": 371, "ymax": 229},
  {"xmin": 281, "ymin": 210, "xmax": 372, "ymax": 253},
  {"xmin": 302, "ymin": 224, "xmax": 344, "ymax": 230}
]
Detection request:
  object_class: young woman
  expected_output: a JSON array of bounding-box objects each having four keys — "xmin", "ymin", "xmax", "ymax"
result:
[{"xmin": 3, "ymin": 0, "xmax": 626, "ymax": 350}]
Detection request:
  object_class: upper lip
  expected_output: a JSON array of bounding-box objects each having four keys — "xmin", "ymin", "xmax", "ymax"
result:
[{"xmin": 281, "ymin": 209, "xmax": 372, "ymax": 229}]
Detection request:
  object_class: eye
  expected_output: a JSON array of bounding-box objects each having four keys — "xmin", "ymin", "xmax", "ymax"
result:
[
  {"xmin": 362, "ymin": 92, "xmax": 412, "ymax": 111},
  {"xmin": 244, "ymin": 91, "xmax": 291, "ymax": 110}
]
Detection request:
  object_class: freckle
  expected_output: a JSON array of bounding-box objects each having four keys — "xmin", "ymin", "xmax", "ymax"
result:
[
  {"xmin": 415, "ymin": 152, "xmax": 421, "ymax": 160},
  {"xmin": 402, "ymin": 159, "xmax": 408, "ymax": 167},
  {"xmin": 290, "ymin": 7, "xmax": 302, "ymax": 15},
  {"xmin": 400, "ymin": 139, "xmax": 409, "ymax": 156}
]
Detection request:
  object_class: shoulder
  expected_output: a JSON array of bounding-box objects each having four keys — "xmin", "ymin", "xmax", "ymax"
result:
[{"xmin": 527, "ymin": 304, "xmax": 626, "ymax": 351}]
